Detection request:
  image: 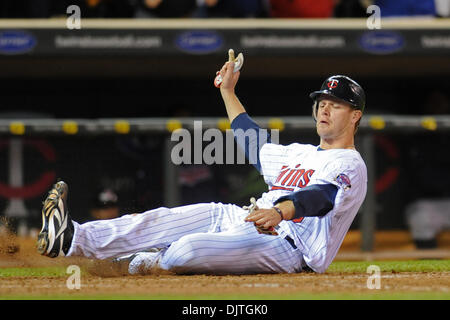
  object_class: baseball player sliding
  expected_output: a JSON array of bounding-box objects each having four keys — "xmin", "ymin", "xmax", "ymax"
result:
[{"xmin": 37, "ymin": 50, "xmax": 367, "ymax": 274}]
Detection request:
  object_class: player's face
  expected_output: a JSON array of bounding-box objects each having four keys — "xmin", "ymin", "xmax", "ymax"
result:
[{"xmin": 315, "ymin": 97, "xmax": 360, "ymax": 140}]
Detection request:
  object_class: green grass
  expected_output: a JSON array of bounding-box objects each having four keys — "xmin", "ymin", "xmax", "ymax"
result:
[
  {"xmin": 1, "ymin": 260, "xmax": 448, "ymax": 278},
  {"xmin": 0, "ymin": 266, "xmax": 69, "ymax": 277},
  {"xmin": 327, "ymin": 260, "xmax": 450, "ymax": 273}
]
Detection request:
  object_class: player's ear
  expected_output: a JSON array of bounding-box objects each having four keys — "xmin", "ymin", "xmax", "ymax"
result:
[
  {"xmin": 312, "ymin": 102, "xmax": 318, "ymax": 122},
  {"xmin": 352, "ymin": 110, "xmax": 362, "ymax": 124}
]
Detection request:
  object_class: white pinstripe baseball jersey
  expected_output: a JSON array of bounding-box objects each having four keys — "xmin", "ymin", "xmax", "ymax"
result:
[{"xmin": 257, "ymin": 143, "xmax": 368, "ymax": 273}]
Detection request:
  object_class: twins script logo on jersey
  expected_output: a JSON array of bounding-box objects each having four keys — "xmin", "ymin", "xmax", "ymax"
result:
[
  {"xmin": 271, "ymin": 164, "xmax": 315, "ymax": 223},
  {"xmin": 271, "ymin": 164, "xmax": 315, "ymax": 192}
]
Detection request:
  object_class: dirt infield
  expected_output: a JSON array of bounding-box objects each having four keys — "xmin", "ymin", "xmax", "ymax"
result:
[
  {"xmin": 2, "ymin": 271, "xmax": 450, "ymax": 299},
  {"xmin": 1, "ymin": 234, "xmax": 450, "ymax": 299}
]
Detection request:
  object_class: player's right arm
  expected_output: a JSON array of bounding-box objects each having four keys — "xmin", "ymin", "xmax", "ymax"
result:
[
  {"xmin": 217, "ymin": 60, "xmax": 271, "ymax": 172},
  {"xmin": 219, "ymin": 60, "xmax": 246, "ymax": 122}
]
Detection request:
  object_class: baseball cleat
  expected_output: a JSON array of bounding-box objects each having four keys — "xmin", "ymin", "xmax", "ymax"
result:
[
  {"xmin": 112, "ymin": 248, "xmax": 163, "ymax": 275},
  {"xmin": 128, "ymin": 250, "xmax": 162, "ymax": 275},
  {"xmin": 36, "ymin": 181, "xmax": 74, "ymax": 258}
]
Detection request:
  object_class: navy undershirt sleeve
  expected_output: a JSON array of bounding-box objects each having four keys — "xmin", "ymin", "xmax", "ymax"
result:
[
  {"xmin": 274, "ymin": 184, "xmax": 338, "ymax": 219},
  {"xmin": 231, "ymin": 112, "xmax": 271, "ymax": 173}
]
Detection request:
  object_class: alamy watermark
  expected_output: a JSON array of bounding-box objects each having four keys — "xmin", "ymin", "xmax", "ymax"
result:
[
  {"xmin": 366, "ymin": 265, "xmax": 381, "ymax": 289},
  {"xmin": 66, "ymin": 5, "xmax": 81, "ymax": 30},
  {"xmin": 66, "ymin": 264, "xmax": 81, "ymax": 290},
  {"xmin": 64, "ymin": 4, "xmax": 382, "ymax": 36},
  {"xmin": 170, "ymin": 121, "xmax": 279, "ymax": 165},
  {"xmin": 367, "ymin": 5, "xmax": 381, "ymax": 30}
]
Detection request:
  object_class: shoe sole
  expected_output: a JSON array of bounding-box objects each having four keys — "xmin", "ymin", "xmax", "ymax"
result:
[
  {"xmin": 36, "ymin": 183, "xmax": 68, "ymax": 257},
  {"xmin": 36, "ymin": 231, "xmax": 49, "ymax": 255}
]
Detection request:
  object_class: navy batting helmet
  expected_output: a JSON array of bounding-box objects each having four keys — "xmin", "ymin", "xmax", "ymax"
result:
[{"xmin": 310, "ymin": 75, "xmax": 366, "ymax": 112}]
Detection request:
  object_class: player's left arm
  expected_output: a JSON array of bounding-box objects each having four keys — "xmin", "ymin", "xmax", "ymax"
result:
[
  {"xmin": 244, "ymin": 184, "xmax": 338, "ymax": 228},
  {"xmin": 274, "ymin": 184, "xmax": 338, "ymax": 219}
]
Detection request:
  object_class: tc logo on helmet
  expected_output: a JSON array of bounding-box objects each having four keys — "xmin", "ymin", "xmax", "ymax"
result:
[{"xmin": 327, "ymin": 79, "xmax": 339, "ymax": 89}]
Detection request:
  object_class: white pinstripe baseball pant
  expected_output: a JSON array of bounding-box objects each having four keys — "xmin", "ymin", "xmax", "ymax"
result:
[{"xmin": 67, "ymin": 202, "xmax": 303, "ymax": 274}]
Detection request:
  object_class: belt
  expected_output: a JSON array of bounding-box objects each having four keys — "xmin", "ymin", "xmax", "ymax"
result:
[
  {"xmin": 284, "ymin": 235, "xmax": 314, "ymax": 273},
  {"xmin": 284, "ymin": 235, "xmax": 297, "ymax": 249}
]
